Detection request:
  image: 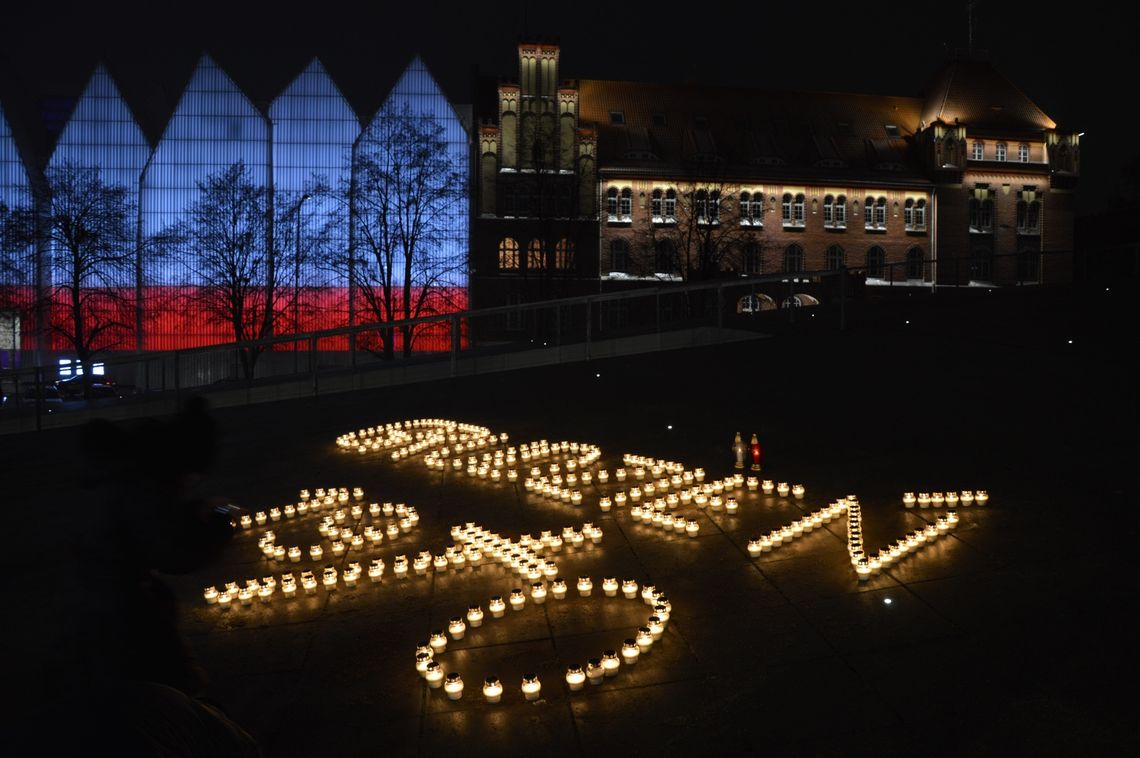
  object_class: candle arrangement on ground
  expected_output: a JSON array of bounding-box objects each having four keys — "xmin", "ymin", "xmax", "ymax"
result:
[{"xmin": 902, "ymin": 490, "xmax": 989, "ymax": 508}]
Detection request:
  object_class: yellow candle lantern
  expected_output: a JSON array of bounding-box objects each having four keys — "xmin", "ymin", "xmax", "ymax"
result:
[
  {"xmin": 566, "ymin": 665, "xmax": 586, "ymax": 692},
  {"xmin": 483, "ymin": 676, "xmax": 503, "ymax": 703},
  {"xmin": 521, "ymin": 674, "xmax": 542, "ymax": 701},
  {"xmin": 586, "ymin": 658, "xmax": 605, "ymax": 686},
  {"xmin": 425, "ymin": 662, "xmax": 443, "ymax": 689},
  {"xmin": 601, "ymin": 650, "xmax": 620, "ymax": 678},
  {"xmin": 621, "ymin": 639, "xmax": 640, "ymax": 665},
  {"xmin": 577, "ymin": 576, "xmax": 593, "ymax": 597},
  {"xmin": 602, "ymin": 577, "xmax": 619, "ymax": 597},
  {"xmin": 622, "ymin": 579, "xmax": 638, "ymax": 599}
]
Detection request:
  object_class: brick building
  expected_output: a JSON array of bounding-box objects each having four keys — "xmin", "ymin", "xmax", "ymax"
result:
[{"xmin": 472, "ymin": 43, "xmax": 1080, "ymax": 311}]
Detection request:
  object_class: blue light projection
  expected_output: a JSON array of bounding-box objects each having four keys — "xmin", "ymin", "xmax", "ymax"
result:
[
  {"xmin": 269, "ymin": 59, "xmax": 359, "ymax": 332},
  {"xmin": 361, "ymin": 56, "xmax": 469, "ymax": 292},
  {"xmin": 1, "ymin": 102, "xmax": 34, "ymax": 322}
]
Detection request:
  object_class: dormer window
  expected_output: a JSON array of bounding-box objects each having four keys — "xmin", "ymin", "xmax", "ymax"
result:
[
  {"xmin": 1018, "ymin": 144, "xmax": 1030, "ymax": 163},
  {"xmin": 995, "ymin": 142, "xmax": 1007, "ymax": 162},
  {"xmin": 884, "ymin": 124, "xmax": 900, "ymax": 137},
  {"xmin": 972, "ymin": 141, "xmax": 984, "ymax": 160},
  {"xmin": 609, "ymin": 111, "xmax": 625, "ymax": 125}
]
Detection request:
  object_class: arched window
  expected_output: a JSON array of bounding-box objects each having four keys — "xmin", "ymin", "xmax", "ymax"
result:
[
  {"xmin": 696, "ymin": 189, "xmax": 708, "ymax": 222},
  {"xmin": 610, "ymin": 239, "xmax": 629, "ymax": 273},
  {"xmin": 793, "ymin": 193, "xmax": 804, "ymax": 225},
  {"xmin": 972, "ymin": 141, "xmax": 984, "ymax": 160},
  {"xmin": 743, "ymin": 242, "xmax": 761, "ymax": 274},
  {"xmin": 995, "ymin": 142, "xmax": 1007, "ymax": 162},
  {"xmin": 782, "ymin": 193, "xmax": 793, "ymax": 225},
  {"xmin": 904, "ymin": 199, "xmax": 926, "ymax": 231},
  {"xmin": 1018, "ymin": 144, "xmax": 1030, "ymax": 163},
  {"xmin": 619, "ymin": 187, "xmax": 632, "ymax": 218},
  {"xmin": 527, "ymin": 239, "xmax": 546, "ymax": 270},
  {"xmin": 606, "ymin": 187, "xmax": 619, "ymax": 219},
  {"xmin": 655, "ymin": 239, "xmax": 676, "ymax": 274},
  {"xmin": 664, "ymin": 189, "xmax": 677, "ymax": 220},
  {"xmin": 825, "ymin": 245, "xmax": 845, "ymax": 270},
  {"xmin": 740, "ymin": 191, "xmax": 752, "ymax": 224},
  {"xmin": 1017, "ymin": 200, "xmax": 1042, "ymax": 233},
  {"xmin": 866, "ymin": 246, "xmax": 885, "ymax": 278},
  {"xmin": 498, "ymin": 237, "xmax": 520, "ymax": 270},
  {"xmin": 873, "ymin": 197, "xmax": 887, "ymax": 228},
  {"xmin": 823, "ymin": 195, "xmax": 846, "ymax": 228},
  {"xmin": 783, "ymin": 244, "xmax": 804, "ymax": 273},
  {"xmin": 555, "ymin": 239, "xmax": 574, "ymax": 270},
  {"xmin": 906, "ymin": 247, "xmax": 924, "ymax": 280},
  {"xmin": 651, "ymin": 189, "xmax": 663, "ymax": 219},
  {"xmin": 864, "ymin": 196, "xmax": 887, "ymax": 229},
  {"xmin": 699, "ymin": 190, "xmax": 720, "ymax": 223}
]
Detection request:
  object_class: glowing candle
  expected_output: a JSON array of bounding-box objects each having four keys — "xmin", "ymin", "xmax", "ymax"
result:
[
  {"xmin": 602, "ymin": 577, "xmax": 619, "ymax": 597},
  {"xmin": 566, "ymin": 665, "xmax": 586, "ymax": 692},
  {"xmin": 601, "ymin": 650, "xmax": 620, "ymax": 678},
  {"xmin": 433, "ymin": 554, "xmax": 449, "ymax": 571},
  {"xmin": 331, "ymin": 540, "xmax": 346, "ymax": 556},
  {"xmin": 947, "ymin": 510, "xmax": 960, "ymax": 525},
  {"xmin": 281, "ymin": 575, "xmax": 297, "ymax": 597},
  {"xmin": 430, "ymin": 630, "xmax": 448, "ymax": 654},
  {"xmin": 382, "ymin": 503, "xmax": 395, "ymax": 516},
  {"xmin": 683, "ymin": 518, "xmax": 699, "ymax": 538},
  {"xmin": 725, "ymin": 497, "xmax": 739, "ymax": 514},
  {"xmin": 255, "ymin": 511, "xmax": 267, "ymax": 526},
  {"xmin": 974, "ymin": 490, "xmax": 988, "ymax": 505},
  {"xmin": 203, "ymin": 586, "xmax": 219, "ymax": 604},
  {"xmin": 622, "ymin": 579, "xmax": 638, "ymax": 599},
  {"xmin": 622, "ymin": 639, "xmax": 640, "ymax": 665},
  {"xmin": 762, "ymin": 480, "xmax": 774, "ymax": 494},
  {"xmin": 393, "ymin": 556, "xmax": 408, "ymax": 578},
  {"xmin": 489, "ymin": 595, "xmax": 506, "ymax": 618},
  {"xmin": 531, "ymin": 582, "xmax": 548, "ymax": 604},
  {"xmin": 586, "ymin": 659, "xmax": 605, "ymax": 686},
  {"xmin": 239, "ymin": 515, "xmax": 252, "ymax": 529},
  {"xmin": 615, "ymin": 468, "xmax": 627, "ymax": 482},
  {"xmin": 543, "ymin": 560, "xmax": 558, "ymax": 578},
  {"xmin": 415, "ymin": 652, "xmax": 433, "ymax": 677},
  {"xmin": 903, "ymin": 492, "xmax": 916, "ymax": 508},
  {"xmin": 425, "ymin": 662, "xmax": 443, "ymax": 689},
  {"xmin": 483, "ymin": 676, "xmax": 503, "ymax": 703},
  {"xmin": 776, "ymin": 482, "xmax": 790, "ymax": 497},
  {"xmin": 945, "ymin": 491, "xmax": 959, "ymax": 506},
  {"xmin": 635, "ymin": 627, "xmax": 654, "ymax": 653},
  {"xmin": 856, "ymin": 559, "xmax": 871, "ymax": 581},
  {"xmin": 509, "ymin": 589, "xmax": 526, "ymax": 611},
  {"xmin": 694, "ymin": 468, "xmax": 706, "ymax": 483},
  {"xmin": 322, "ymin": 567, "xmax": 338, "ymax": 591},
  {"xmin": 917, "ymin": 492, "xmax": 931, "ymax": 508},
  {"xmin": 598, "ymin": 470, "xmax": 609, "ymax": 483},
  {"xmin": 792, "ymin": 484, "xmax": 805, "ymax": 499},
  {"xmin": 641, "ymin": 584, "xmax": 656, "ymax": 605},
  {"xmin": 931, "ymin": 492, "xmax": 945, "ymax": 507},
  {"xmin": 748, "ymin": 538, "xmax": 763, "ymax": 557},
  {"xmin": 521, "ymin": 674, "xmax": 542, "ymax": 701},
  {"xmin": 960, "ymin": 490, "xmax": 974, "ymax": 505},
  {"xmin": 577, "ymin": 576, "xmax": 593, "ymax": 597},
  {"xmin": 309, "ymin": 545, "xmax": 323, "ymax": 561},
  {"xmin": 648, "ymin": 615, "xmax": 665, "ymax": 640},
  {"xmin": 448, "ymin": 617, "xmax": 467, "ymax": 640},
  {"xmin": 217, "ymin": 592, "xmax": 232, "ymax": 609}
]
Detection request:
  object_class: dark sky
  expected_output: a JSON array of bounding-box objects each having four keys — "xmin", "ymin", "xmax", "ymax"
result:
[{"xmin": 2, "ymin": 1, "xmax": 1126, "ymax": 214}]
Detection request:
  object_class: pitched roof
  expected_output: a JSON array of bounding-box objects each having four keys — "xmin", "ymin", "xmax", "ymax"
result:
[
  {"xmin": 577, "ymin": 79, "xmax": 929, "ymax": 186},
  {"xmin": 920, "ymin": 57, "xmax": 1056, "ymax": 133}
]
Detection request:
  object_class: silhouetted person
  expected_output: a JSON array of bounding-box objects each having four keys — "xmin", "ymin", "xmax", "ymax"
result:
[{"xmin": 70, "ymin": 396, "xmax": 260, "ymax": 756}]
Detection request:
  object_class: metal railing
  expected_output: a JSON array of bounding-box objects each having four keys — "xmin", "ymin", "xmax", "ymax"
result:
[{"xmin": 0, "ymin": 248, "xmax": 1084, "ymax": 433}]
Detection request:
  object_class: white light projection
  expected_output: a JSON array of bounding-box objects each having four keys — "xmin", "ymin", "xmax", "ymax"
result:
[{"xmin": 207, "ymin": 418, "xmax": 986, "ymax": 703}]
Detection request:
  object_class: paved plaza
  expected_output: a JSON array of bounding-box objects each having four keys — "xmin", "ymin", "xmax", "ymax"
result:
[{"xmin": 7, "ymin": 286, "xmax": 1137, "ymax": 756}]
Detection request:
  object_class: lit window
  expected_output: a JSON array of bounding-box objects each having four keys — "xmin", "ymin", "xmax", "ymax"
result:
[
  {"xmin": 527, "ymin": 239, "xmax": 546, "ymax": 270},
  {"xmin": 740, "ymin": 192, "xmax": 752, "ymax": 225},
  {"xmin": 709, "ymin": 190, "xmax": 720, "ymax": 223},
  {"xmin": 995, "ymin": 142, "xmax": 1007, "ymax": 162},
  {"xmin": 782, "ymin": 193, "xmax": 793, "ymax": 225},
  {"xmin": 866, "ymin": 196, "xmax": 886, "ymax": 229},
  {"xmin": 651, "ymin": 189, "xmax": 662, "ymax": 219},
  {"xmin": 793, "ymin": 193, "xmax": 804, "ymax": 225},
  {"xmin": 866, "ymin": 246, "xmax": 885, "ymax": 278},
  {"xmin": 498, "ymin": 238, "xmax": 520, "ymax": 270},
  {"xmin": 904, "ymin": 199, "xmax": 913, "ymax": 229},
  {"xmin": 823, "ymin": 195, "xmax": 846, "ymax": 229},
  {"xmin": 972, "ymin": 141, "xmax": 984, "ymax": 160},
  {"xmin": 619, "ymin": 188, "xmax": 632, "ymax": 218},
  {"xmin": 696, "ymin": 189, "xmax": 719, "ymax": 224},
  {"xmin": 914, "ymin": 199, "xmax": 926, "ymax": 230},
  {"xmin": 905, "ymin": 199, "xmax": 927, "ymax": 231},
  {"xmin": 610, "ymin": 239, "xmax": 629, "ymax": 273},
  {"xmin": 783, "ymin": 244, "xmax": 803, "ymax": 273},
  {"xmin": 1018, "ymin": 144, "xmax": 1030, "ymax": 163},
  {"xmin": 606, "ymin": 188, "xmax": 619, "ymax": 220},
  {"xmin": 825, "ymin": 245, "xmax": 845, "ymax": 270},
  {"xmin": 610, "ymin": 111, "xmax": 625, "ymax": 125},
  {"xmin": 555, "ymin": 239, "xmax": 574, "ymax": 270}
]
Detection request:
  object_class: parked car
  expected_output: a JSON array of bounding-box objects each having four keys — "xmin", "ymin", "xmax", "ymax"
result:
[{"xmin": 56, "ymin": 374, "xmax": 121, "ymax": 399}]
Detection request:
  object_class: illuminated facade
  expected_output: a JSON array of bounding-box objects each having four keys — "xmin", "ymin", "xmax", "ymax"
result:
[
  {"xmin": 473, "ymin": 44, "xmax": 1079, "ymax": 312},
  {"xmin": 0, "ymin": 55, "xmax": 468, "ymax": 364}
]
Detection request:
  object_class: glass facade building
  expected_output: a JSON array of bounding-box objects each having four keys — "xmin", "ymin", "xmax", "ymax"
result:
[{"xmin": 0, "ymin": 55, "xmax": 470, "ymax": 361}]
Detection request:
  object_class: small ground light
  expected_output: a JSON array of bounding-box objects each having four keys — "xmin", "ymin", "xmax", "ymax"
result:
[
  {"xmin": 667, "ymin": 425, "xmax": 673, "ymax": 430},
  {"xmin": 883, "ymin": 598, "xmax": 893, "ymax": 605},
  {"xmin": 595, "ymin": 373, "xmax": 600, "ymax": 378},
  {"xmin": 905, "ymin": 320, "xmax": 910, "ymax": 325},
  {"xmin": 1068, "ymin": 339, "xmax": 1073, "ymax": 344}
]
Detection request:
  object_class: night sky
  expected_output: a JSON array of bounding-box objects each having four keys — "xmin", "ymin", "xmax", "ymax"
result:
[{"xmin": 1, "ymin": 1, "xmax": 1125, "ymax": 215}]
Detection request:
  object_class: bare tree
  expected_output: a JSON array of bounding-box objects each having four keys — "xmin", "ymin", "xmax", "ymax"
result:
[
  {"xmin": 167, "ymin": 160, "xmax": 278, "ymax": 378},
  {"xmin": 7, "ymin": 163, "xmax": 137, "ymax": 388},
  {"xmin": 340, "ymin": 101, "xmax": 466, "ymax": 359}
]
